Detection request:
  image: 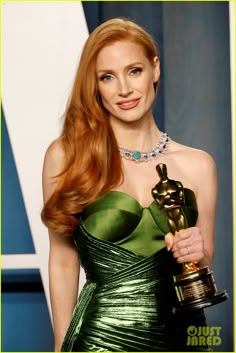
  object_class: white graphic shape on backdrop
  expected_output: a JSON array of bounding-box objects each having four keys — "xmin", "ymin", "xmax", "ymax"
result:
[{"xmin": 2, "ymin": 1, "xmax": 88, "ymax": 319}]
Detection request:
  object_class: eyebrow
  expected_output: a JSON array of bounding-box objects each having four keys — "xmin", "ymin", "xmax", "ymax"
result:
[{"xmin": 96, "ymin": 62, "xmax": 144, "ymax": 74}]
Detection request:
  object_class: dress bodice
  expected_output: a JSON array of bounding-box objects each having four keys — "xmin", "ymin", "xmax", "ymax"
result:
[{"xmin": 79, "ymin": 189, "xmax": 198, "ymax": 256}]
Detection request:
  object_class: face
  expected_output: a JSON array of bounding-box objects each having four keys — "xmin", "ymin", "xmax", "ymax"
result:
[{"xmin": 95, "ymin": 40, "xmax": 160, "ymax": 126}]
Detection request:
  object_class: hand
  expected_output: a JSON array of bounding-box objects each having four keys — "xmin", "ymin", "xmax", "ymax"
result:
[{"xmin": 164, "ymin": 227, "xmax": 204, "ymax": 264}]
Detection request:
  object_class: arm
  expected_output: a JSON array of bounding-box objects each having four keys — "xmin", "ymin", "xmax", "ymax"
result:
[
  {"xmin": 194, "ymin": 151, "xmax": 217, "ymax": 267},
  {"xmin": 42, "ymin": 139, "xmax": 80, "ymax": 351},
  {"xmin": 165, "ymin": 150, "xmax": 217, "ymax": 267}
]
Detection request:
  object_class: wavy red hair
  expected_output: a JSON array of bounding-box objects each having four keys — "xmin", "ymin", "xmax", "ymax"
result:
[{"xmin": 41, "ymin": 18, "xmax": 159, "ymax": 236}]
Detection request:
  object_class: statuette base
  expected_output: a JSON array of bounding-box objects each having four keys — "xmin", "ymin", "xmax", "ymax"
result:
[{"xmin": 173, "ymin": 266, "xmax": 228, "ymax": 312}]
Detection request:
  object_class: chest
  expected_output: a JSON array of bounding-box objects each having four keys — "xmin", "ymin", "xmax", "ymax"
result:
[
  {"xmin": 113, "ymin": 157, "xmax": 196, "ymax": 208},
  {"xmin": 114, "ymin": 160, "xmax": 162, "ymax": 207}
]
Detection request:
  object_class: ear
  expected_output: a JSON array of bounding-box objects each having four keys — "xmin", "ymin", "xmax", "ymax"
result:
[{"xmin": 153, "ymin": 56, "xmax": 160, "ymax": 83}]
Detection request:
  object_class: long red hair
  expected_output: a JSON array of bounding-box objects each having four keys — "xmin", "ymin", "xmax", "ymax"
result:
[{"xmin": 41, "ymin": 18, "xmax": 159, "ymax": 236}]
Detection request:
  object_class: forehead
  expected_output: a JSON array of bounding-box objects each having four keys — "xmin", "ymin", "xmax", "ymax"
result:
[{"xmin": 96, "ymin": 40, "xmax": 148, "ymax": 68}]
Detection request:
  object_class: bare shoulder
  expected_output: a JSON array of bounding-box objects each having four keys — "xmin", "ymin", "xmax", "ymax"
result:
[
  {"xmin": 168, "ymin": 141, "xmax": 217, "ymax": 191},
  {"xmin": 173, "ymin": 141, "xmax": 216, "ymax": 171},
  {"xmin": 42, "ymin": 138, "xmax": 65, "ymax": 202},
  {"xmin": 43, "ymin": 138, "xmax": 65, "ymax": 175}
]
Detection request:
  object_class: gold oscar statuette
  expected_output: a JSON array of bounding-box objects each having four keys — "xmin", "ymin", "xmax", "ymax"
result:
[{"xmin": 152, "ymin": 163, "xmax": 228, "ymax": 311}]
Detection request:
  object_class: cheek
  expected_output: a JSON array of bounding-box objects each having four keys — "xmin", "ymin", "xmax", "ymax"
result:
[
  {"xmin": 138, "ymin": 73, "xmax": 155, "ymax": 92},
  {"xmin": 141, "ymin": 78, "xmax": 155, "ymax": 99},
  {"xmin": 98, "ymin": 84, "xmax": 113, "ymax": 103},
  {"xmin": 97, "ymin": 86, "xmax": 115, "ymax": 113}
]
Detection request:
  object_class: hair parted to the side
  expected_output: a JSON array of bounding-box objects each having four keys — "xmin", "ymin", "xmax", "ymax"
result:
[{"xmin": 41, "ymin": 18, "xmax": 160, "ymax": 236}]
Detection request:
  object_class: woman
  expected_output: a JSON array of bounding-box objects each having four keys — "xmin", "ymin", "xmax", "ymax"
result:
[{"xmin": 41, "ymin": 18, "xmax": 216, "ymax": 352}]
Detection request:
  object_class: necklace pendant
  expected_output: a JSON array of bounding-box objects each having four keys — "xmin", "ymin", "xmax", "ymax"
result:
[{"xmin": 133, "ymin": 151, "xmax": 141, "ymax": 161}]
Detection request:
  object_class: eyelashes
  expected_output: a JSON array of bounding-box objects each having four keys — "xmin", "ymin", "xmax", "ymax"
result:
[
  {"xmin": 130, "ymin": 68, "xmax": 142, "ymax": 76},
  {"xmin": 98, "ymin": 67, "xmax": 143, "ymax": 82},
  {"xmin": 99, "ymin": 74, "xmax": 113, "ymax": 82}
]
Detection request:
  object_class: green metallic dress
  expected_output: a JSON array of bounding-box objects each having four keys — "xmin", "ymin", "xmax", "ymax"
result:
[{"xmin": 61, "ymin": 190, "xmax": 208, "ymax": 352}]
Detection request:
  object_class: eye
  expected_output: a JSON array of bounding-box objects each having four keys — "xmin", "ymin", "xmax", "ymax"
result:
[
  {"xmin": 99, "ymin": 74, "xmax": 113, "ymax": 82},
  {"xmin": 130, "ymin": 68, "xmax": 142, "ymax": 76}
]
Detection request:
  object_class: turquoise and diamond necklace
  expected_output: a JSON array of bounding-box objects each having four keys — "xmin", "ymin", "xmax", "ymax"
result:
[{"xmin": 118, "ymin": 132, "xmax": 171, "ymax": 163}]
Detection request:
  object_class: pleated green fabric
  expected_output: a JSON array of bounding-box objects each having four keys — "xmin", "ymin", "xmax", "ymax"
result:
[{"xmin": 61, "ymin": 190, "xmax": 209, "ymax": 352}]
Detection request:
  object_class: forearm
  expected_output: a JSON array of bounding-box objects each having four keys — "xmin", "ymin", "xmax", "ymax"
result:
[
  {"xmin": 49, "ymin": 265, "xmax": 80, "ymax": 351},
  {"xmin": 199, "ymin": 248, "xmax": 213, "ymax": 268}
]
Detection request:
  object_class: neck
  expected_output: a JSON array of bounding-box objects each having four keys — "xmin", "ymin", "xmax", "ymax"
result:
[{"xmin": 110, "ymin": 116, "xmax": 161, "ymax": 151}]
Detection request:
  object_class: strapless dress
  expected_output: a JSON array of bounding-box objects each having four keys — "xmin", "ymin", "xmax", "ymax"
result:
[{"xmin": 61, "ymin": 190, "xmax": 209, "ymax": 352}]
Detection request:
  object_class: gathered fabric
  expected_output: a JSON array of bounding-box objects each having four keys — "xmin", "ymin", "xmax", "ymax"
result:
[{"xmin": 61, "ymin": 190, "xmax": 209, "ymax": 352}]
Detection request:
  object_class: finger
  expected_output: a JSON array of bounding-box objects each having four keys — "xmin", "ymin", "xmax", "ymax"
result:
[
  {"xmin": 172, "ymin": 227, "xmax": 199, "ymax": 251},
  {"xmin": 174, "ymin": 229, "xmax": 193, "ymax": 243},
  {"xmin": 172, "ymin": 238, "xmax": 189, "ymax": 252},
  {"xmin": 173, "ymin": 240, "xmax": 203, "ymax": 257},
  {"xmin": 165, "ymin": 232, "xmax": 174, "ymax": 251},
  {"xmin": 175, "ymin": 252, "xmax": 203, "ymax": 264},
  {"xmin": 172, "ymin": 246, "xmax": 204, "ymax": 263}
]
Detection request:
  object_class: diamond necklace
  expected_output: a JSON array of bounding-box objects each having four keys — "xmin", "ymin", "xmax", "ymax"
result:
[{"xmin": 118, "ymin": 132, "xmax": 171, "ymax": 163}]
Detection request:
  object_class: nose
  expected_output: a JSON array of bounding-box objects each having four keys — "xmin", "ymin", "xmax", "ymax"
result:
[{"xmin": 117, "ymin": 77, "xmax": 132, "ymax": 96}]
